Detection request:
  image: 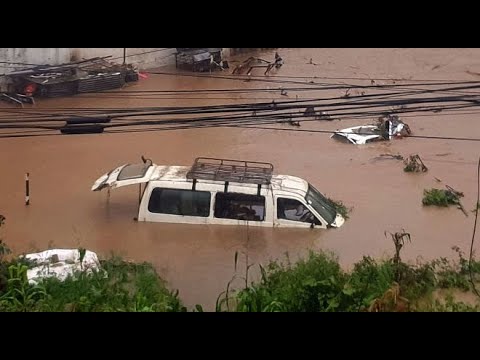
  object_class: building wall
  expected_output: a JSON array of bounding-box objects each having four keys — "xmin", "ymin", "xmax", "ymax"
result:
[
  {"xmin": 0, "ymin": 48, "xmax": 177, "ymax": 76},
  {"xmin": 0, "ymin": 48, "xmax": 236, "ymax": 92},
  {"xmin": 70, "ymin": 48, "xmax": 177, "ymax": 69},
  {"xmin": 0, "ymin": 48, "xmax": 71, "ymax": 74},
  {"xmin": 0, "ymin": 48, "xmax": 178, "ymax": 91}
]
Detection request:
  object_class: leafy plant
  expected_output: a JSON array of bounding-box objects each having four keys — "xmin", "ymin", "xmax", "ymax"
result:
[
  {"xmin": 430, "ymin": 294, "xmax": 480, "ymax": 312},
  {"xmin": 386, "ymin": 229, "xmax": 411, "ymax": 281},
  {"xmin": 0, "ymin": 215, "xmax": 11, "ymax": 294},
  {"xmin": 0, "ymin": 263, "xmax": 47, "ymax": 312},
  {"xmin": 228, "ymin": 251, "xmax": 348, "ymax": 312},
  {"xmin": 422, "ymin": 188, "xmax": 463, "ymax": 207},
  {"xmin": 0, "ymin": 246, "xmax": 185, "ymax": 312}
]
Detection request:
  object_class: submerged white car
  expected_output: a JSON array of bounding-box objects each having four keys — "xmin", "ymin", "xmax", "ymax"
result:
[
  {"xmin": 331, "ymin": 125, "xmax": 382, "ymax": 145},
  {"xmin": 331, "ymin": 115, "xmax": 411, "ymax": 145},
  {"xmin": 92, "ymin": 157, "xmax": 345, "ymax": 229}
]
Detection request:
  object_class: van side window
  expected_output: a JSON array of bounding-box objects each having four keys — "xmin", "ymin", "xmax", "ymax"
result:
[
  {"xmin": 277, "ymin": 198, "xmax": 321, "ymax": 225},
  {"xmin": 214, "ymin": 193, "xmax": 265, "ymax": 221},
  {"xmin": 148, "ymin": 188, "xmax": 211, "ymax": 217}
]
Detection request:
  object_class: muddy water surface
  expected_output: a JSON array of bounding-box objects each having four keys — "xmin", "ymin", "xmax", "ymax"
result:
[{"xmin": 1, "ymin": 48, "xmax": 480, "ymax": 309}]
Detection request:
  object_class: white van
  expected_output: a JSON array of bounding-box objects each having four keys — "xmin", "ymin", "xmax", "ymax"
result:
[{"xmin": 91, "ymin": 157, "xmax": 345, "ymax": 229}]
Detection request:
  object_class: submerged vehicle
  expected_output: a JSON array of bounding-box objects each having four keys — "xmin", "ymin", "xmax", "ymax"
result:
[
  {"xmin": 91, "ymin": 157, "xmax": 345, "ymax": 229},
  {"xmin": 331, "ymin": 115, "xmax": 411, "ymax": 145}
]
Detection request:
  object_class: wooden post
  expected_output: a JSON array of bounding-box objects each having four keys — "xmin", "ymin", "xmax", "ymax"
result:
[{"xmin": 25, "ymin": 173, "xmax": 30, "ymax": 205}]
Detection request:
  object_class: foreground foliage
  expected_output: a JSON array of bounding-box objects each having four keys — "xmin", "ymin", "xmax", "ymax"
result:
[
  {"xmin": 217, "ymin": 235, "xmax": 480, "ymax": 312},
  {"xmin": 2, "ymin": 214, "xmax": 480, "ymax": 312}
]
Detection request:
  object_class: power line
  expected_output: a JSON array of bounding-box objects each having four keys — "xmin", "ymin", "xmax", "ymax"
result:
[
  {"xmin": 2, "ymin": 112, "xmax": 480, "ymax": 142},
  {"xmin": 2, "ymin": 79, "xmax": 479, "ymax": 122},
  {"xmin": 149, "ymin": 70, "xmax": 480, "ymax": 89},
  {"xmin": 110, "ymin": 48, "xmax": 175, "ymax": 61},
  {"xmin": 224, "ymin": 125, "xmax": 480, "ymax": 142},
  {"xmin": 0, "ymin": 98, "xmax": 477, "ymax": 128},
  {"xmin": 2, "ymin": 84, "xmax": 479, "ymax": 124},
  {"xmin": 0, "ymin": 60, "xmax": 46, "ymax": 66}
]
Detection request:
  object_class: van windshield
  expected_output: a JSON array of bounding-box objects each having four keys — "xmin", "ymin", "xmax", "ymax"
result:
[{"xmin": 305, "ymin": 184, "xmax": 337, "ymax": 225}]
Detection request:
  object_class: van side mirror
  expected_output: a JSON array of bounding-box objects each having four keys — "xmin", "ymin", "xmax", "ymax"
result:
[{"xmin": 310, "ymin": 222, "xmax": 315, "ymax": 229}]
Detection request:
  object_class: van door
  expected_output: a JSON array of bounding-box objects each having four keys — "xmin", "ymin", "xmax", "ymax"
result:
[
  {"xmin": 91, "ymin": 162, "xmax": 155, "ymax": 192},
  {"xmin": 274, "ymin": 197, "xmax": 325, "ymax": 229}
]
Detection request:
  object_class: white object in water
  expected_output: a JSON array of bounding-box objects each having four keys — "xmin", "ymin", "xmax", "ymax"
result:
[{"xmin": 24, "ymin": 249, "xmax": 101, "ymax": 285}]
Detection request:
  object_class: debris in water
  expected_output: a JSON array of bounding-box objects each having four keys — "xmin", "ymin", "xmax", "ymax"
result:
[
  {"xmin": 232, "ymin": 52, "xmax": 282, "ymax": 76},
  {"xmin": 0, "ymin": 93, "xmax": 35, "ymax": 107},
  {"xmin": 316, "ymin": 111, "xmax": 333, "ymax": 121},
  {"xmin": 371, "ymin": 154, "xmax": 404, "ymax": 162},
  {"xmin": 175, "ymin": 48, "xmax": 225, "ymax": 72},
  {"xmin": 331, "ymin": 115, "xmax": 411, "ymax": 145},
  {"xmin": 403, "ymin": 154, "xmax": 428, "ymax": 173},
  {"xmin": 304, "ymin": 106, "xmax": 316, "ymax": 117},
  {"xmin": 3, "ymin": 57, "xmax": 140, "ymax": 100},
  {"xmin": 274, "ymin": 52, "xmax": 284, "ymax": 68},
  {"xmin": 422, "ymin": 185, "xmax": 468, "ymax": 216},
  {"xmin": 376, "ymin": 114, "xmax": 412, "ymax": 140},
  {"xmin": 279, "ymin": 118, "xmax": 301, "ymax": 127}
]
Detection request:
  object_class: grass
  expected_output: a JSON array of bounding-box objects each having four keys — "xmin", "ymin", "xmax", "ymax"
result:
[
  {"xmin": 0, "ymin": 257, "xmax": 186, "ymax": 312},
  {"xmin": 3, "ymin": 212, "xmax": 480, "ymax": 312},
  {"xmin": 218, "ymin": 238, "xmax": 480, "ymax": 312},
  {"xmin": 0, "ymin": 216, "xmax": 9, "ymax": 295},
  {"xmin": 0, "ymin": 214, "xmax": 185, "ymax": 312},
  {"xmin": 220, "ymin": 249, "xmax": 480, "ymax": 312},
  {"xmin": 0, "ymin": 225, "xmax": 185, "ymax": 312},
  {"xmin": 219, "ymin": 251, "xmax": 346, "ymax": 312}
]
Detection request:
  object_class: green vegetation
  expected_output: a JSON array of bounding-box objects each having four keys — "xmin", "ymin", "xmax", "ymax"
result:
[
  {"xmin": 218, "ymin": 250, "xmax": 480, "ymax": 312},
  {"xmin": 2, "ymin": 213, "xmax": 480, "ymax": 312},
  {"xmin": 0, "ymin": 215, "xmax": 10, "ymax": 295},
  {"xmin": 422, "ymin": 188, "xmax": 463, "ymax": 207},
  {"xmin": 217, "ymin": 233, "xmax": 480, "ymax": 312},
  {"xmin": 0, "ymin": 256, "xmax": 185, "ymax": 312},
  {"xmin": 0, "ymin": 214, "xmax": 184, "ymax": 312}
]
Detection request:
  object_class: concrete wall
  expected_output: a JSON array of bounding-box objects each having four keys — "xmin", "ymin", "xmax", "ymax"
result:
[
  {"xmin": 0, "ymin": 48, "xmax": 235, "ymax": 92},
  {"xmin": 0, "ymin": 48, "xmax": 177, "ymax": 75},
  {"xmin": 0, "ymin": 48, "xmax": 71, "ymax": 74},
  {"xmin": 0, "ymin": 48, "xmax": 178, "ymax": 91},
  {"xmin": 70, "ymin": 48, "xmax": 177, "ymax": 69}
]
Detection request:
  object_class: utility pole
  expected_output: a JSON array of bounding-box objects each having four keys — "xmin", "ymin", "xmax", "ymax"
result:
[{"xmin": 123, "ymin": 48, "xmax": 126, "ymax": 65}]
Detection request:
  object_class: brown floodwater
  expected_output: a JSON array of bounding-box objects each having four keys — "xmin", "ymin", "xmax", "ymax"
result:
[{"xmin": 1, "ymin": 48, "xmax": 480, "ymax": 310}]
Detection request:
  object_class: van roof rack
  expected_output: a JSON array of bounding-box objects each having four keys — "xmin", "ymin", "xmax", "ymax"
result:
[{"xmin": 186, "ymin": 157, "xmax": 274, "ymax": 186}]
